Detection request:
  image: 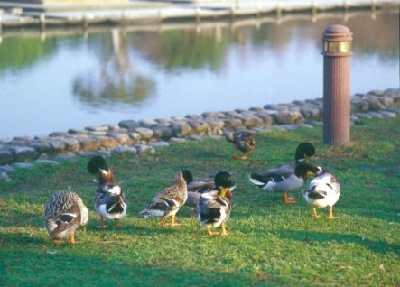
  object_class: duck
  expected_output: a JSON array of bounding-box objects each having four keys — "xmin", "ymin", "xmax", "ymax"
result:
[
  {"xmin": 226, "ymin": 131, "xmax": 255, "ymax": 160},
  {"xmin": 197, "ymin": 171, "xmax": 236, "ymax": 236},
  {"xmin": 87, "ymin": 156, "xmax": 127, "ymax": 229},
  {"xmin": 44, "ymin": 189, "xmax": 88, "ymax": 244},
  {"xmin": 181, "ymin": 169, "xmax": 215, "ymax": 209},
  {"xmin": 249, "ymin": 162, "xmax": 321, "ymax": 203},
  {"xmin": 248, "ymin": 143, "xmax": 316, "ymax": 203},
  {"xmin": 302, "ymin": 170, "xmax": 340, "ymax": 219},
  {"xmin": 139, "ymin": 171, "xmax": 187, "ymax": 227}
]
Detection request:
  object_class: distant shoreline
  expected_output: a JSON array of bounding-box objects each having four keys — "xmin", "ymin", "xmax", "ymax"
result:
[{"xmin": 0, "ymin": 0, "xmax": 398, "ymax": 29}]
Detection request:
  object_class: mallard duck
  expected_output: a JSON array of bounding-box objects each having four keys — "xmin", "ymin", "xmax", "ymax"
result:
[
  {"xmin": 44, "ymin": 190, "xmax": 88, "ymax": 244},
  {"xmin": 303, "ymin": 171, "xmax": 340, "ymax": 219},
  {"xmin": 139, "ymin": 171, "xmax": 187, "ymax": 227},
  {"xmin": 294, "ymin": 142, "xmax": 315, "ymax": 163},
  {"xmin": 248, "ymin": 143, "xmax": 316, "ymax": 203},
  {"xmin": 249, "ymin": 162, "xmax": 321, "ymax": 203},
  {"xmin": 226, "ymin": 132, "xmax": 255, "ymax": 160},
  {"xmin": 87, "ymin": 156, "xmax": 127, "ymax": 229},
  {"xmin": 181, "ymin": 169, "xmax": 215, "ymax": 209},
  {"xmin": 197, "ymin": 171, "xmax": 236, "ymax": 236}
]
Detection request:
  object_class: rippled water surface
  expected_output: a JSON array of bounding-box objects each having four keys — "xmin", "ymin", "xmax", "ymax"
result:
[{"xmin": 0, "ymin": 8, "xmax": 398, "ymax": 138}]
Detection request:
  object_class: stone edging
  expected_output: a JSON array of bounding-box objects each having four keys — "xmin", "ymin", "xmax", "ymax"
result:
[{"xmin": 0, "ymin": 88, "xmax": 399, "ymax": 182}]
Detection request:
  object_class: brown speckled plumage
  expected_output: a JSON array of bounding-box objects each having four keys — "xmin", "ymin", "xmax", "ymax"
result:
[
  {"xmin": 140, "ymin": 171, "xmax": 188, "ymax": 226},
  {"xmin": 44, "ymin": 190, "xmax": 88, "ymax": 244}
]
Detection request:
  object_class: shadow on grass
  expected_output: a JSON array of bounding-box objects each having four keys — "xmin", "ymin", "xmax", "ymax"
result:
[
  {"xmin": 0, "ymin": 231, "xmax": 48, "ymax": 246},
  {"xmin": 0, "ymin": 248, "xmax": 298, "ymax": 286},
  {"xmin": 270, "ymin": 229, "xmax": 400, "ymax": 256}
]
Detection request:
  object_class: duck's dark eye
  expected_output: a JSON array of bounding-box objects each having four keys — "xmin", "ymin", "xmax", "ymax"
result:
[{"xmin": 326, "ymin": 183, "xmax": 332, "ymax": 189}]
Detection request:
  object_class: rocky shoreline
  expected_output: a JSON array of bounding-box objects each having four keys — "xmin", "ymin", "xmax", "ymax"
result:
[{"xmin": 0, "ymin": 88, "xmax": 399, "ymax": 182}]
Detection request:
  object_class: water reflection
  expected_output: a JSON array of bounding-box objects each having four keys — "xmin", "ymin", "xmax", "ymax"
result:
[
  {"xmin": 72, "ymin": 29, "xmax": 155, "ymax": 110},
  {"xmin": 0, "ymin": 8, "xmax": 398, "ymax": 138}
]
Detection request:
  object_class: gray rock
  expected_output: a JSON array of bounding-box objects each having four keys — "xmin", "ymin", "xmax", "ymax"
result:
[
  {"xmin": 135, "ymin": 144, "xmax": 155, "ymax": 154},
  {"xmin": 190, "ymin": 121, "xmax": 210, "ymax": 135},
  {"xmin": 367, "ymin": 90, "xmax": 385, "ymax": 97},
  {"xmin": 273, "ymin": 111, "xmax": 304, "ymax": 125},
  {"xmin": 107, "ymin": 124, "xmax": 120, "ymax": 131},
  {"xmin": 0, "ymin": 165, "xmax": 16, "ymax": 173},
  {"xmin": 111, "ymin": 146, "xmax": 137, "ymax": 155},
  {"xmin": 380, "ymin": 111, "xmax": 396, "ymax": 118},
  {"xmin": 13, "ymin": 136, "xmax": 34, "ymax": 142},
  {"xmin": 149, "ymin": 142, "xmax": 170, "ymax": 148},
  {"xmin": 135, "ymin": 127, "xmax": 154, "ymax": 140},
  {"xmin": 0, "ymin": 151, "xmax": 13, "ymax": 165},
  {"xmin": 79, "ymin": 138, "xmax": 101, "ymax": 152},
  {"xmin": 0, "ymin": 171, "xmax": 11, "ymax": 182},
  {"xmin": 255, "ymin": 113, "xmax": 274, "ymax": 126},
  {"xmin": 118, "ymin": 120, "xmax": 137, "ymax": 131},
  {"xmin": 29, "ymin": 142, "xmax": 52, "ymax": 153},
  {"xmin": 224, "ymin": 118, "xmax": 243, "ymax": 128},
  {"xmin": 139, "ymin": 119, "xmax": 157, "ymax": 127},
  {"xmin": 50, "ymin": 141, "xmax": 66, "ymax": 152},
  {"xmin": 49, "ymin": 132, "xmax": 70, "ymax": 137},
  {"xmin": 367, "ymin": 112, "xmax": 383, "ymax": 118},
  {"xmin": 63, "ymin": 138, "xmax": 80, "ymax": 152},
  {"xmin": 204, "ymin": 118, "xmax": 225, "ymax": 134},
  {"xmin": 367, "ymin": 97, "xmax": 385, "ymax": 111},
  {"xmin": 98, "ymin": 136, "xmax": 118, "ymax": 149},
  {"xmin": 85, "ymin": 125, "xmax": 109, "ymax": 132},
  {"xmin": 201, "ymin": 112, "xmax": 225, "ymax": 118},
  {"xmin": 169, "ymin": 137, "xmax": 187, "ymax": 143},
  {"xmin": 249, "ymin": 106, "xmax": 265, "ymax": 112},
  {"xmin": 68, "ymin": 128, "xmax": 89, "ymax": 134},
  {"xmin": 171, "ymin": 123, "xmax": 192, "ymax": 137},
  {"xmin": 384, "ymin": 88, "xmax": 400, "ymax": 97},
  {"xmin": 108, "ymin": 133, "xmax": 131, "ymax": 145},
  {"xmin": 243, "ymin": 116, "xmax": 263, "ymax": 127},
  {"xmin": 171, "ymin": 116, "xmax": 187, "ymax": 122},
  {"xmin": 155, "ymin": 118, "xmax": 172, "ymax": 125},
  {"xmin": 13, "ymin": 162, "xmax": 34, "ymax": 169},
  {"xmin": 128, "ymin": 133, "xmax": 142, "ymax": 142},
  {"xmin": 152, "ymin": 125, "xmax": 173, "ymax": 141},
  {"xmin": 8, "ymin": 146, "xmax": 38, "ymax": 162},
  {"xmin": 378, "ymin": 97, "xmax": 394, "ymax": 107}
]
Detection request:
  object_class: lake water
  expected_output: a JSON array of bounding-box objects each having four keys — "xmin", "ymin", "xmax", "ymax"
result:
[{"xmin": 0, "ymin": 7, "xmax": 398, "ymax": 139}]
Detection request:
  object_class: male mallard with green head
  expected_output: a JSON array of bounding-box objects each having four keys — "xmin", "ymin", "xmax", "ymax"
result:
[
  {"xmin": 249, "ymin": 143, "xmax": 317, "ymax": 203},
  {"xmin": 197, "ymin": 171, "xmax": 236, "ymax": 236},
  {"xmin": 88, "ymin": 156, "xmax": 127, "ymax": 229}
]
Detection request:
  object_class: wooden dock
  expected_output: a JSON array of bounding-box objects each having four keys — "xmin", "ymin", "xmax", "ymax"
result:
[{"xmin": 0, "ymin": 0, "xmax": 398, "ymax": 30}]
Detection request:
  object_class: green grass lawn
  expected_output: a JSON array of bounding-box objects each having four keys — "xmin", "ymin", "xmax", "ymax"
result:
[{"xmin": 1, "ymin": 116, "xmax": 399, "ymax": 286}]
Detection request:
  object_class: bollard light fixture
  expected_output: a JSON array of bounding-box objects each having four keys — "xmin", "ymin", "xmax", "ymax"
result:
[
  {"xmin": 322, "ymin": 24, "xmax": 353, "ymax": 145},
  {"xmin": 322, "ymin": 24, "xmax": 352, "ymax": 56}
]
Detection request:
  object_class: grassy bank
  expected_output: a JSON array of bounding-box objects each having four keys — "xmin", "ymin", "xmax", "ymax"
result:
[{"xmin": 0, "ymin": 116, "xmax": 399, "ymax": 286}]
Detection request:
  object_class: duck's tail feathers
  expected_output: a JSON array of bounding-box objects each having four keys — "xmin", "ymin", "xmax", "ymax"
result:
[
  {"xmin": 88, "ymin": 156, "xmax": 108, "ymax": 175},
  {"xmin": 248, "ymin": 173, "xmax": 267, "ymax": 188}
]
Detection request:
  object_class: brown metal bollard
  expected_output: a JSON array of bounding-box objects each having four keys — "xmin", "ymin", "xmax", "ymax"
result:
[{"xmin": 322, "ymin": 24, "xmax": 353, "ymax": 145}]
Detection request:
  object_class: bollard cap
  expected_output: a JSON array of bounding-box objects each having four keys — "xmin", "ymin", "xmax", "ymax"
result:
[{"xmin": 322, "ymin": 24, "xmax": 352, "ymax": 56}]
